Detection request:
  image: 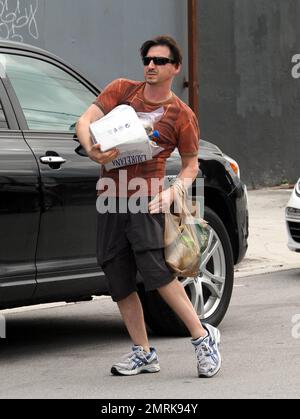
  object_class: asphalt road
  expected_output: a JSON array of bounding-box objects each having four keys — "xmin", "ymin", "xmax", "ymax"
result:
[{"xmin": 0, "ymin": 269, "xmax": 299, "ymax": 399}]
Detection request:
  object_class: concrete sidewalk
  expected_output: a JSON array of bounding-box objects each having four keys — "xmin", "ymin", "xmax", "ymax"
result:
[{"xmin": 235, "ymin": 187, "xmax": 300, "ymax": 278}]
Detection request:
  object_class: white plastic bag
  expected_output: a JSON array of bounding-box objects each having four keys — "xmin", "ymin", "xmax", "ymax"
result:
[
  {"xmin": 137, "ymin": 107, "xmax": 165, "ymax": 158},
  {"xmin": 137, "ymin": 107, "xmax": 164, "ymax": 135}
]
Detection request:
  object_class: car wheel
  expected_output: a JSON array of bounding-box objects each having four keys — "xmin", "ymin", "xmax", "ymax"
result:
[{"xmin": 139, "ymin": 206, "xmax": 234, "ymax": 336}]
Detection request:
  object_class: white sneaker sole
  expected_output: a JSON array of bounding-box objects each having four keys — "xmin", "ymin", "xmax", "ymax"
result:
[{"xmin": 111, "ymin": 363, "xmax": 160, "ymax": 376}]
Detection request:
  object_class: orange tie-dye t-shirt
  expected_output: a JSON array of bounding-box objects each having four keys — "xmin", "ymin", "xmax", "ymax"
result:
[{"xmin": 94, "ymin": 79, "xmax": 200, "ymax": 197}]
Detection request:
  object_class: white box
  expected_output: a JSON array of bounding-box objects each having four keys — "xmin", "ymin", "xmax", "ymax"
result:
[
  {"xmin": 104, "ymin": 144, "xmax": 153, "ymax": 171},
  {"xmin": 89, "ymin": 104, "xmax": 149, "ymax": 152},
  {"xmin": 89, "ymin": 105, "xmax": 155, "ymax": 171},
  {"xmin": 90, "ymin": 104, "xmax": 168, "ymax": 172}
]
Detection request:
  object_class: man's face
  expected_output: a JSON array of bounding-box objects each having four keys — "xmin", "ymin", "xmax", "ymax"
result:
[{"xmin": 143, "ymin": 45, "xmax": 180, "ymax": 86}]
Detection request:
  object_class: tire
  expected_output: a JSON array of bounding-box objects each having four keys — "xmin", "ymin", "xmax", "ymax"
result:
[{"xmin": 139, "ymin": 206, "xmax": 234, "ymax": 336}]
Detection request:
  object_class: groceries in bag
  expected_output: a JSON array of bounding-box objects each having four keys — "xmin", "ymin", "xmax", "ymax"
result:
[{"xmin": 164, "ymin": 181, "xmax": 209, "ymax": 277}]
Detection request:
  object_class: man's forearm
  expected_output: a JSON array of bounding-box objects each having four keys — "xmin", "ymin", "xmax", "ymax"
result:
[
  {"xmin": 76, "ymin": 118, "xmax": 94, "ymax": 154},
  {"xmin": 76, "ymin": 113, "xmax": 119, "ymax": 165},
  {"xmin": 76, "ymin": 104, "xmax": 105, "ymax": 154}
]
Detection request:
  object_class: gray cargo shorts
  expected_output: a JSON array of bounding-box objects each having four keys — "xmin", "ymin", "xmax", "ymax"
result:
[{"xmin": 96, "ymin": 198, "xmax": 175, "ymax": 302}]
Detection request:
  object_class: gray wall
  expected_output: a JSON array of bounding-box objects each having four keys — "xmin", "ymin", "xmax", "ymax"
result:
[
  {"xmin": 0, "ymin": 0, "xmax": 189, "ymax": 99},
  {"xmin": 1, "ymin": 0, "xmax": 300, "ymax": 187},
  {"xmin": 199, "ymin": 0, "xmax": 300, "ymax": 188}
]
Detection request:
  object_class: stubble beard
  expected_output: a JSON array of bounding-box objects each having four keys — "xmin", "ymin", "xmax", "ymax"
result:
[
  {"xmin": 145, "ymin": 71, "xmax": 160, "ymax": 85},
  {"xmin": 146, "ymin": 78, "xmax": 158, "ymax": 85}
]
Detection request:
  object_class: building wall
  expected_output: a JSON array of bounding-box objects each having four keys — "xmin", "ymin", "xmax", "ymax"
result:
[
  {"xmin": 1, "ymin": 0, "xmax": 299, "ymax": 187},
  {"xmin": 199, "ymin": 0, "xmax": 300, "ymax": 187},
  {"xmin": 0, "ymin": 0, "xmax": 189, "ymax": 100}
]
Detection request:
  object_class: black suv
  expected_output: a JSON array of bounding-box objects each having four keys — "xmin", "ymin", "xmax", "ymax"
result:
[{"xmin": 0, "ymin": 41, "xmax": 248, "ymax": 336}]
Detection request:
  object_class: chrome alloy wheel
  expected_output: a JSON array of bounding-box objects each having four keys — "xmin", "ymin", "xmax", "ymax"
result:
[{"xmin": 181, "ymin": 225, "xmax": 226, "ymax": 320}]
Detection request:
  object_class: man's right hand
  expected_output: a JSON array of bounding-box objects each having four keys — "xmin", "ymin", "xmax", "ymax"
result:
[
  {"xmin": 77, "ymin": 104, "xmax": 119, "ymax": 165},
  {"xmin": 87, "ymin": 144, "xmax": 119, "ymax": 165}
]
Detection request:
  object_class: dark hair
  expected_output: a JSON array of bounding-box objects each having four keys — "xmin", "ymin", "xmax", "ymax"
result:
[{"xmin": 140, "ymin": 35, "xmax": 183, "ymax": 66}]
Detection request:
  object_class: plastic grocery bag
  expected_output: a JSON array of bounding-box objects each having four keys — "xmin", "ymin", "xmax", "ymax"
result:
[
  {"xmin": 137, "ymin": 107, "xmax": 164, "ymax": 135},
  {"xmin": 164, "ymin": 182, "xmax": 208, "ymax": 277},
  {"xmin": 137, "ymin": 107, "xmax": 165, "ymax": 158}
]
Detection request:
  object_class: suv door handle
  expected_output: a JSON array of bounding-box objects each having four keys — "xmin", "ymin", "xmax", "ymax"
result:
[{"xmin": 40, "ymin": 156, "xmax": 66, "ymax": 165}]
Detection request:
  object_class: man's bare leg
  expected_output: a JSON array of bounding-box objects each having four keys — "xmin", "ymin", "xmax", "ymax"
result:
[
  {"xmin": 117, "ymin": 292, "xmax": 150, "ymax": 352},
  {"xmin": 158, "ymin": 278, "xmax": 207, "ymax": 339}
]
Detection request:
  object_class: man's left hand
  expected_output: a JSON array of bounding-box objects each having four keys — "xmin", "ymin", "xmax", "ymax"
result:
[{"xmin": 148, "ymin": 188, "xmax": 175, "ymax": 214}]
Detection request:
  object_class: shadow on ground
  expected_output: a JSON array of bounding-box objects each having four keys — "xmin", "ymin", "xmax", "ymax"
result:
[{"xmin": 0, "ymin": 300, "xmax": 128, "ymax": 361}]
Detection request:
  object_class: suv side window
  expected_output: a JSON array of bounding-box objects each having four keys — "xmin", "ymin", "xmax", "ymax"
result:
[
  {"xmin": 0, "ymin": 100, "xmax": 8, "ymax": 129},
  {"xmin": 2, "ymin": 54, "xmax": 96, "ymax": 132}
]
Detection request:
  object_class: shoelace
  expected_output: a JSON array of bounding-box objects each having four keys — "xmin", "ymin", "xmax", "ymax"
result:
[
  {"xmin": 195, "ymin": 340, "xmax": 217, "ymax": 368},
  {"xmin": 123, "ymin": 348, "xmax": 148, "ymax": 365}
]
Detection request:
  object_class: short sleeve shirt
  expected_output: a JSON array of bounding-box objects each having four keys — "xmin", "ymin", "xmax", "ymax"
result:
[{"xmin": 94, "ymin": 78, "xmax": 200, "ymax": 196}]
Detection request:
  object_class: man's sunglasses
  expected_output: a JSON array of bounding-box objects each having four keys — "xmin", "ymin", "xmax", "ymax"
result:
[{"xmin": 142, "ymin": 56, "xmax": 176, "ymax": 66}]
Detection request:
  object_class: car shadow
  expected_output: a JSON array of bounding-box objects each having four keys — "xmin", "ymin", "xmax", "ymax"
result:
[{"xmin": 0, "ymin": 299, "xmax": 132, "ymax": 362}]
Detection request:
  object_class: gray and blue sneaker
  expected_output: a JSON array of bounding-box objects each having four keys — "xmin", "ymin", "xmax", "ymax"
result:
[
  {"xmin": 191, "ymin": 323, "xmax": 222, "ymax": 378},
  {"xmin": 111, "ymin": 345, "xmax": 160, "ymax": 376}
]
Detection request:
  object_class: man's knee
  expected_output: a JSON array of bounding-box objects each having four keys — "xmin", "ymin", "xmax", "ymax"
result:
[{"xmin": 157, "ymin": 277, "xmax": 178, "ymax": 293}]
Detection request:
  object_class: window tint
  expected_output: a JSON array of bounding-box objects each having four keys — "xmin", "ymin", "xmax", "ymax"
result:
[{"xmin": 2, "ymin": 54, "xmax": 96, "ymax": 131}]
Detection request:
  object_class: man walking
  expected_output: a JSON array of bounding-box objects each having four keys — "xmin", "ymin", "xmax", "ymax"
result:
[{"xmin": 76, "ymin": 35, "xmax": 221, "ymax": 378}]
